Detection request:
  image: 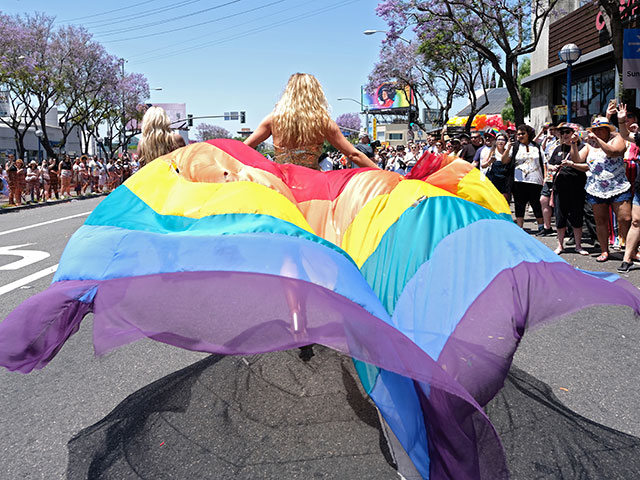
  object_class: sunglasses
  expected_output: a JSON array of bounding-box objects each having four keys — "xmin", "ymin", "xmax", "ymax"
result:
[
  {"xmin": 516, "ymin": 132, "xmax": 526, "ymax": 136},
  {"xmin": 559, "ymin": 129, "xmax": 573, "ymax": 135}
]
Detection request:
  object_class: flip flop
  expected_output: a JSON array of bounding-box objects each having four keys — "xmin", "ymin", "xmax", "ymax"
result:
[
  {"xmin": 596, "ymin": 252, "xmax": 609, "ymax": 262},
  {"xmin": 554, "ymin": 247, "xmax": 564, "ymax": 255},
  {"xmin": 576, "ymin": 249, "xmax": 589, "ymax": 256}
]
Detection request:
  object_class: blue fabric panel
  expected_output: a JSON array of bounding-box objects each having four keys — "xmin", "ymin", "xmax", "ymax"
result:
[
  {"xmin": 53, "ymin": 225, "xmax": 391, "ymax": 324},
  {"xmin": 369, "ymin": 368, "xmax": 430, "ymax": 478},
  {"xmin": 391, "ymin": 218, "xmax": 563, "ymax": 360},
  {"xmin": 359, "ymin": 196, "xmax": 507, "ymax": 316},
  {"xmin": 86, "ymin": 185, "xmax": 353, "ymax": 264}
]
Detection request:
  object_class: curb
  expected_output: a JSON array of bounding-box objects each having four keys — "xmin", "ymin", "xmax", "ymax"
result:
[{"xmin": 0, "ymin": 193, "xmax": 109, "ymax": 214}]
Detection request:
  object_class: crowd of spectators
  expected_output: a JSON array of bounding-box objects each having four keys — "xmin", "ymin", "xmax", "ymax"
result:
[
  {"xmin": 5, "ymin": 102, "xmax": 640, "ymax": 274},
  {"xmin": 1, "ymin": 152, "xmax": 140, "ymax": 206},
  {"xmin": 320, "ymin": 102, "xmax": 640, "ymax": 273}
]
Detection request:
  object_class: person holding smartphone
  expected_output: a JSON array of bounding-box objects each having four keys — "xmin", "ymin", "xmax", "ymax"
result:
[{"xmin": 570, "ymin": 116, "xmax": 630, "ymax": 263}]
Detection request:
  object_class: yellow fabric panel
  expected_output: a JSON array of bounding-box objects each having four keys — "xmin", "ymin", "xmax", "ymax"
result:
[
  {"xmin": 172, "ymin": 142, "xmax": 297, "ymax": 204},
  {"xmin": 124, "ymin": 157, "xmax": 315, "ymax": 233},
  {"xmin": 457, "ymin": 168, "xmax": 511, "ymax": 215},
  {"xmin": 342, "ymin": 180, "xmax": 455, "ymax": 267}
]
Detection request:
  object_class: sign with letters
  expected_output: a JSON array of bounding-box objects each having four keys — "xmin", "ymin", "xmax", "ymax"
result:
[{"xmin": 623, "ymin": 29, "xmax": 640, "ymax": 88}]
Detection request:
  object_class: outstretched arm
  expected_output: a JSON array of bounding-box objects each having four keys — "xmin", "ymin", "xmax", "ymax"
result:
[
  {"xmin": 617, "ymin": 103, "xmax": 638, "ymax": 144},
  {"xmin": 324, "ymin": 121, "xmax": 379, "ymax": 168},
  {"xmin": 244, "ymin": 114, "xmax": 273, "ymax": 148}
]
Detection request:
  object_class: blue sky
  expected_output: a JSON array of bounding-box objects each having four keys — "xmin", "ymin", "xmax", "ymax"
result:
[{"xmin": 3, "ymin": 0, "xmax": 399, "ymax": 137}]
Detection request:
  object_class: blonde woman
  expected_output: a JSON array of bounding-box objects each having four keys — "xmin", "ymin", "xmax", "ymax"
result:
[
  {"xmin": 137, "ymin": 106, "xmax": 179, "ymax": 167},
  {"xmin": 244, "ymin": 73, "xmax": 378, "ymax": 170}
]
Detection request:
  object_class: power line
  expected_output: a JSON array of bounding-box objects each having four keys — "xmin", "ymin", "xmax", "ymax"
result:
[
  {"xmin": 131, "ymin": 0, "xmax": 359, "ymax": 65},
  {"xmin": 79, "ymin": 0, "xmax": 204, "ymax": 28},
  {"xmin": 127, "ymin": 0, "xmax": 312, "ymax": 61},
  {"xmin": 101, "ymin": 0, "xmax": 285, "ymax": 43},
  {"xmin": 93, "ymin": 0, "xmax": 243, "ymax": 37},
  {"xmin": 59, "ymin": 0, "xmax": 160, "ymax": 22}
]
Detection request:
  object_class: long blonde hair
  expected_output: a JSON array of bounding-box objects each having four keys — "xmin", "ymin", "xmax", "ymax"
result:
[
  {"xmin": 272, "ymin": 73, "xmax": 332, "ymax": 146},
  {"xmin": 137, "ymin": 106, "xmax": 178, "ymax": 166}
]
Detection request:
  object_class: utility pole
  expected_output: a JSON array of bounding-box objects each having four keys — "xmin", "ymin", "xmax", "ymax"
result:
[{"xmin": 120, "ymin": 58, "xmax": 127, "ymax": 156}]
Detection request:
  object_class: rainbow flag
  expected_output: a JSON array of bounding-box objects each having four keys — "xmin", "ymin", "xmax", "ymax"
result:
[{"xmin": 2, "ymin": 139, "xmax": 640, "ymax": 479}]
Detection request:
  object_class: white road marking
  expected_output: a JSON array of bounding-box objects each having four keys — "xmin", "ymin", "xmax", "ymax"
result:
[
  {"xmin": 0, "ymin": 211, "xmax": 92, "ymax": 237},
  {"xmin": 0, "ymin": 264, "xmax": 58, "ymax": 296},
  {"xmin": 0, "ymin": 243, "xmax": 50, "ymax": 270}
]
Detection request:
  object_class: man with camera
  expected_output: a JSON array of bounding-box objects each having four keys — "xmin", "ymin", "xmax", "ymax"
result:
[{"xmin": 354, "ymin": 132, "xmax": 380, "ymax": 168}]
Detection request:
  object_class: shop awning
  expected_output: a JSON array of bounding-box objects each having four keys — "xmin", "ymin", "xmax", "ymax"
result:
[{"xmin": 521, "ymin": 45, "xmax": 613, "ymax": 87}]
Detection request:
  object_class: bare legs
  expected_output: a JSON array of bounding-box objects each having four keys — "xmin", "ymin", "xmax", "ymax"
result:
[
  {"xmin": 540, "ymin": 195, "xmax": 553, "ymax": 230},
  {"xmin": 622, "ymin": 204, "xmax": 640, "ymax": 263},
  {"xmin": 555, "ymin": 226, "xmax": 584, "ymax": 254},
  {"xmin": 592, "ymin": 201, "xmax": 631, "ymax": 260}
]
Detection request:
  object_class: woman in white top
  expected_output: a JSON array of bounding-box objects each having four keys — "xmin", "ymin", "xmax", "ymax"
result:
[{"xmin": 502, "ymin": 124, "xmax": 545, "ymax": 231}]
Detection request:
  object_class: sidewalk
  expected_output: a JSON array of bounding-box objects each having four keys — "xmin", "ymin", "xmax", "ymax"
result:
[{"xmin": 0, "ymin": 191, "xmax": 108, "ymax": 215}]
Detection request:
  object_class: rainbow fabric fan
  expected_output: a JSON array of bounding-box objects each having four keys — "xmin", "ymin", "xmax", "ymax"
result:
[{"xmin": 2, "ymin": 139, "xmax": 640, "ymax": 479}]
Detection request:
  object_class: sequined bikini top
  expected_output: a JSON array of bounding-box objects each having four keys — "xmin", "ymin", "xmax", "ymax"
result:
[{"xmin": 273, "ymin": 144, "xmax": 323, "ymax": 170}]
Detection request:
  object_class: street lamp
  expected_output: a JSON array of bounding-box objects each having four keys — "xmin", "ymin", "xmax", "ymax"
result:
[
  {"xmin": 337, "ymin": 97, "xmax": 369, "ymax": 133},
  {"xmin": 35, "ymin": 129, "xmax": 43, "ymax": 163},
  {"xmin": 558, "ymin": 43, "xmax": 582, "ymax": 123},
  {"xmin": 364, "ymin": 29, "xmax": 411, "ymax": 44}
]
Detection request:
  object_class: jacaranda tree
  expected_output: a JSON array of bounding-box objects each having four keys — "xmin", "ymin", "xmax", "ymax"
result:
[{"xmin": 375, "ymin": 0, "xmax": 560, "ymax": 125}]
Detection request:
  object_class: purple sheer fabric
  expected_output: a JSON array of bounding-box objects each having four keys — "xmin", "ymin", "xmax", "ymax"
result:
[{"xmin": 0, "ymin": 270, "xmax": 507, "ymax": 479}]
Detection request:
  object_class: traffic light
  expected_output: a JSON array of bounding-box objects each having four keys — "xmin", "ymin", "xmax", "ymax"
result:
[
  {"xmin": 408, "ymin": 108, "xmax": 418, "ymax": 128},
  {"xmin": 187, "ymin": 114, "xmax": 193, "ymax": 127},
  {"xmin": 240, "ymin": 111, "xmax": 246, "ymax": 124}
]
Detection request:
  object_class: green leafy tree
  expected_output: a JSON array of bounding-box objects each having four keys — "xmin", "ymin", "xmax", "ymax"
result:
[{"xmin": 501, "ymin": 58, "xmax": 531, "ymax": 124}]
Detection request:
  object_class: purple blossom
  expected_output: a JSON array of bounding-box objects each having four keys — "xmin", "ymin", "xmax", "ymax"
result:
[
  {"xmin": 196, "ymin": 124, "xmax": 231, "ymax": 141},
  {"xmin": 335, "ymin": 113, "xmax": 362, "ymax": 133}
]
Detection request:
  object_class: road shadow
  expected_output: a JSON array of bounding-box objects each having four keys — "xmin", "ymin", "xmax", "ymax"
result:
[{"xmin": 486, "ymin": 365, "xmax": 640, "ymax": 479}]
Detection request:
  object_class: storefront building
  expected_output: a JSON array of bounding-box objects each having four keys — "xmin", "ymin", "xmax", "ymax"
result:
[
  {"xmin": 523, "ymin": 0, "xmax": 639, "ymax": 130},
  {"xmin": 0, "ymin": 107, "xmax": 85, "ymax": 165}
]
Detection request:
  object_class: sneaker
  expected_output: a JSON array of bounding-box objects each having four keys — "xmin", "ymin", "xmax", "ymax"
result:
[
  {"xmin": 618, "ymin": 261, "xmax": 633, "ymax": 273},
  {"xmin": 566, "ymin": 237, "xmax": 576, "ymax": 246},
  {"xmin": 535, "ymin": 227, "xmax": 554, "ymax": 237}
]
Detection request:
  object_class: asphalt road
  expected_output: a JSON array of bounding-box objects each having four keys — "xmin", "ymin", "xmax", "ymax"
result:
[{"xmin": 1, "ymin": 199, "xmax": 639, "ymax": 479}]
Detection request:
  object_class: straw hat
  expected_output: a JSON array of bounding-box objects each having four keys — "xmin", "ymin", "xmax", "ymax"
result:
[
  {"xmin": 557, "ymin": 122, "xmax": 582, "ymax": 131},
  {"xmin": 586, "ymin": 117, "xmax": 615, "ymax": 132}
]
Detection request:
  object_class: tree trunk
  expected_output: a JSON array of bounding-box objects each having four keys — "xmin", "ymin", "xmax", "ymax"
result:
[
  {"xmin": 38, "ymin": 112, "xmax": 57, "ymax": 159},
  {"xmin": 599, "ymin": 1, "xmax": 623, "ymax": 77},
  {"xmin": 14, "ymin": 131, "xmax": 26, "ymax": 159},
  {"xmin": 503, "ymin": 68, "xmax": 525, "ymax": 125}
]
